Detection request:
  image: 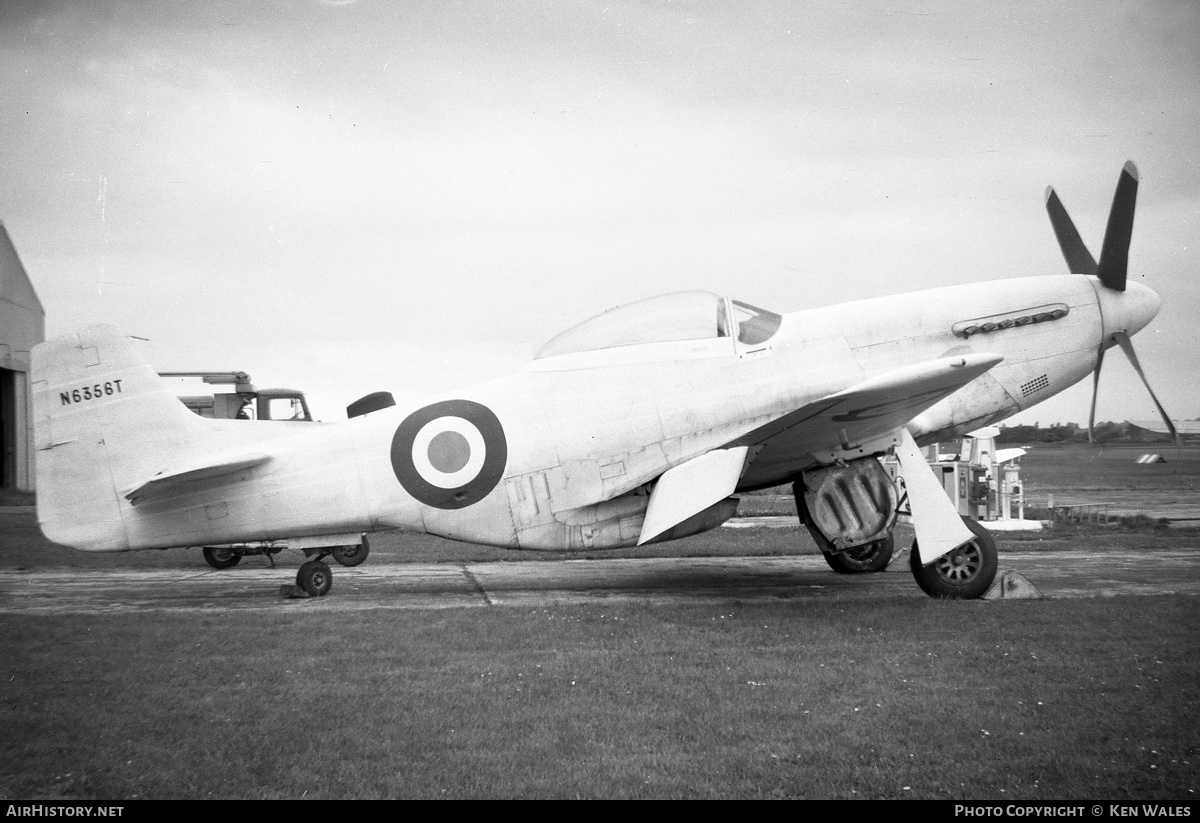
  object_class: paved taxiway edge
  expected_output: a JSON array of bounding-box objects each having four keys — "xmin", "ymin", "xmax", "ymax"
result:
[{"xmin": 1, "ymin": 549, "xmax": 1197, "ymax": 615}]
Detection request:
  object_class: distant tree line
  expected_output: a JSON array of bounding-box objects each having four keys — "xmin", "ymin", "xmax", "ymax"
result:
[{"xmin": 996, "ymin": 421, "xmax": 1185, "ymax": 444}]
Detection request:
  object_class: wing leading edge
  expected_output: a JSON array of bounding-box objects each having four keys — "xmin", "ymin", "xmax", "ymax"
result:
[
  {"xmin": 633, "ymin": 352, "xmax": 1003, "ymax": 545},
  {"xmin": 735, "ymin": 351, "xmax": 1004, "ymax": 484}
]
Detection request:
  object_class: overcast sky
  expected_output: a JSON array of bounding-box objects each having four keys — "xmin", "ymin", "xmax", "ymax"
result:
[{"xmin": 1, "ymin": 0, "xmax": 1197, "ymax": 426}]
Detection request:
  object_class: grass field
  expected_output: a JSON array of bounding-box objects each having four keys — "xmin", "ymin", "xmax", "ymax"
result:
[
  {"xmin": 1017, "ymin": 442, "xmax": 1200, "ymax": 496},
  {"xmin": 2, "ymin": 445, "xmax": 1198, "ymax": 799},
  {"xmin": 3, "ymin": 595, "xmax": 1197, "ymax": 799}
]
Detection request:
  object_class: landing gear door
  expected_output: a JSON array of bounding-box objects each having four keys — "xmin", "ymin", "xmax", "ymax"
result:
[{"xmin": 795, "ymin": 457, "xmax": 898, "ymax": 551}]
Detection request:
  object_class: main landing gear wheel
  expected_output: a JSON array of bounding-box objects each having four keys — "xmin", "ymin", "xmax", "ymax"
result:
[
  {"xmin": 297, "ymin": 560, "xmax": 333, "ymax": 597},
  {"xmin": 822, "ymin": 533, "xmax": 895, "ymax": 574},
  {"xmin": 202, "ymin": 546, "xmax": 242, "ymax": 570},
  {"xmin": 332, "ymin": 536, "xmax": 370, "ymax": 567},
  {"xmin": 909, "ymin": 517, "xmax": 998, "ymax": 599}
]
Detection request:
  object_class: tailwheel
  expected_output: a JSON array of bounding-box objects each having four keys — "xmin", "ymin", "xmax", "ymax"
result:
[
  {"xmin": 822, "ymin": 533, "xmax": 894, "ymax": 574},
  {"xmin": 296, "ymin": 560, "xmax": 333, "ymax": 597},
  {"xmin": 202, "ymin": 546, "xmax": 242, "ymax": 570},
  {"xmin": 332, "ymin": 536, "xmax": 370, "ymax": 567},
  {"xmin": 910, "ymin": 516, "xmax": 998, "ymax": 599}
]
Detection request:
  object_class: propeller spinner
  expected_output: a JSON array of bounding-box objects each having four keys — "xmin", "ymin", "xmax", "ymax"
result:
[{"xmin": 1043, "ymin": 161, "xmax": 1178, "ymax": 444}]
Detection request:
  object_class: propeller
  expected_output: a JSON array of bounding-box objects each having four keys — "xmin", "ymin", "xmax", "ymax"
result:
[
  {"xmin": 1113, "ymin": 331, "xmax": 1178, "ymax": 443},
  {"xmin": 1043, "ymin": 161, "xmax": 1178, "ymax": 445},
  {"xmin": 1096, "ymin": 161, "xmax": 1140, "ymax": 291}
]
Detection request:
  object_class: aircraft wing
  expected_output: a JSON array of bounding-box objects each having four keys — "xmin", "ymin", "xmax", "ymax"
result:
[
  {"xmin": 733, "ymin": 352, "xmax": 1004, "ymax": 484},
  {"xmin": 633, "ymin": 352, "xmax": 1002, "ymax": 545}
]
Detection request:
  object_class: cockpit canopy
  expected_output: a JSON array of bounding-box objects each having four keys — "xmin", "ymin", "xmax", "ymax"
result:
[{"xmin": 535, "ymin": 290, "xmax": 782, "ymax": 360}]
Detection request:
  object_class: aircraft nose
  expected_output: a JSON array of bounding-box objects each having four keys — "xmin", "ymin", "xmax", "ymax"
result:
[{"xmin": 1096, "ymin": 280, "xmax": 1161, "ymax": 344}]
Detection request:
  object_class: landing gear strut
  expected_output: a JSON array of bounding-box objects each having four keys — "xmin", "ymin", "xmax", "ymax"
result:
[
  {"xmin": 293, "ymin": 535, "xmax": 371, "ymax": 594},
  {"xmin": 199, "ymin": 533, "xmax": 368, "ymax": 597},
  {"xmin": 795, "ymin": 431, "xmax": 1001, "ymax": 598}
]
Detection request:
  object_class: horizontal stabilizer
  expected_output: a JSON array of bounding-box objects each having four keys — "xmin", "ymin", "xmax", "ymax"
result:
[
  {"xmin": 638, "ymin": 447, "xmax": 748, "ymax": 545},
  {"xmin": 124, "ymin": 453, "xmax": 272, "ymax": 505}
]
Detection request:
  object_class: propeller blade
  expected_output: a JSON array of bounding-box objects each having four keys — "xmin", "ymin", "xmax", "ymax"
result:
[
  {"xmin": 1088, "ymin": 345, "xmax": 1104, "ymax": 443},
  {"xmin": 1095, "ymin": 161, "xmax": 1139, "ymax": 292},
  {"xmin": 1113, "ymin": 331, "xmax": 1179, "ymax": 446},
  {"xmin": 1044, "ymin": 186, "xmax": 1098, "ymax": 274}
]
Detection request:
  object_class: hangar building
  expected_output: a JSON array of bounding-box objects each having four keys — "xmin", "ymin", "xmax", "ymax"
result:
[{"xmin": 0, "ymin": 223, "xmax": 45, "ymax": 493}]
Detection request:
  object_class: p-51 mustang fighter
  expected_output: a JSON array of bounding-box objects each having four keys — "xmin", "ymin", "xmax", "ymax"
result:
[{"xmin": 32, "ymin": 162, "xmax": 1174, "ymax": 598}]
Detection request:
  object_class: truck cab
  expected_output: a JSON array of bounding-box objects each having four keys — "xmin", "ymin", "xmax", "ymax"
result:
[{"xmin": 160, "ymin": 371, "xmax": 314, "ymax": 422}]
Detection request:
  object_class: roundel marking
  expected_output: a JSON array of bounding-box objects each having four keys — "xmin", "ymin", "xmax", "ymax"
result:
[
  {"xmin": 411, "ymin": 417, "xmax": 486, "ymax": 489},
  {"xmin": 426, "ymin": 430, "xmax": 472, "ymax": 475},
  {"xmin": 390, "ymin": 399, "xmax": 507, "ymax": 509}
]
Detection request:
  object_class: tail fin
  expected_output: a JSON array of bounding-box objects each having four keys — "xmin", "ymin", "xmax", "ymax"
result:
[{"xmin": 32, "ymin": 325, "xmax": 200, "ymax": 550}]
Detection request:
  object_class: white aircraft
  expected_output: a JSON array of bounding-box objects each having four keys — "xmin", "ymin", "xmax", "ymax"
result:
[{"xmin": 31, "ymin": 161, "xmax": 1174, "ymax": 598}]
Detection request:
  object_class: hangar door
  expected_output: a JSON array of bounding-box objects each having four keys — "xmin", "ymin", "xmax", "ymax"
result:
[{"xmin": 0, "ymin": 368, "xmax": 14, "ymax": 489}]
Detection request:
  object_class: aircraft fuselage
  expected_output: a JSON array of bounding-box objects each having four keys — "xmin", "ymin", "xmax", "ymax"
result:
[{"xmin": 37, "ymin": 272, "xmax": 1154, "ymax": 555}]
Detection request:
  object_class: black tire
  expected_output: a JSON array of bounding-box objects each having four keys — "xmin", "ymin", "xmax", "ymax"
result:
[
  {"xmin": 202, "ymin": 546, "xmax": 242, "ymax": 570},
  {"xmin": 297, "ymin": 560, "xmax": 333, "ymax": 597},
  {"xmin": 909, "ymin": 517, "xmax": 998, "ymax": 599},
  {"xmin": 822, "ymin": 533, "xmax": 895, "ymax": 573},
  {"xmin": 332, "ymin": 536, "xmax": 370, "ymax": 567}
]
